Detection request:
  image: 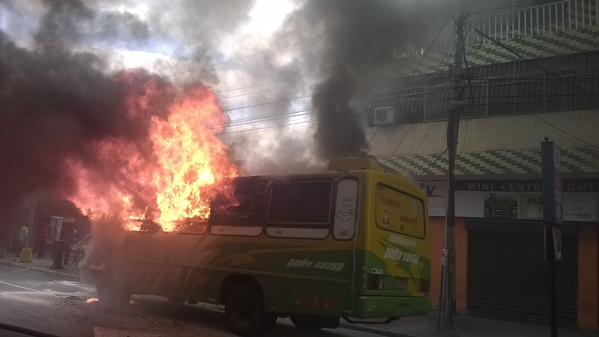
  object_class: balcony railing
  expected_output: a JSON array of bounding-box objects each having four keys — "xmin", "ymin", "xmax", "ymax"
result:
[
  {"xmin": 366, "ymin": 72, "xmax": 599, "ymax": 125},
  {"xmin": 431, "ymin": 0, "xmax": 599, "ymax": 52},
  {"xmin": 468, "ymin": 0, "xmax": 599, "ymax": 44}
]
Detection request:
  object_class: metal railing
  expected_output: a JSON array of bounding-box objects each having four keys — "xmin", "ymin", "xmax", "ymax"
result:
[
  {"xmin": 428, "ymin": 0, "xmax": 599, "ymax": 53},
  {"xmin": 468, "ymin": 0, "xmax": 599, "ymax": 44},
  {"xmin": 365, "ymin": 72, "xmax": 599, "ymax": 125}
]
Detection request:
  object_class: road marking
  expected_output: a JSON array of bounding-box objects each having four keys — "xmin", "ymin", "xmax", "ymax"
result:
[{"xmin": 0, "ymin": 280, "xmax": 44, "ymax": 293}]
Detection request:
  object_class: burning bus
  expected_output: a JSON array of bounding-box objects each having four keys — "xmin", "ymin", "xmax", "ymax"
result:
[{"xmin": 90, "ymin": 158, "xmax": 431, "ymax": 336}]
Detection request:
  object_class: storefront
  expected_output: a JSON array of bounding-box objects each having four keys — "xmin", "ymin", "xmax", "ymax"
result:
[{"xmin": 420, "ymin": 179, "xmax": 599, "ymax": 330}]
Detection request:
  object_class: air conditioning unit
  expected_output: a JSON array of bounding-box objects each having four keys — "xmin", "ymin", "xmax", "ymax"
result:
[{"xmin": 371, "ymin": 106, "xmax": 395, "ymax": 126}]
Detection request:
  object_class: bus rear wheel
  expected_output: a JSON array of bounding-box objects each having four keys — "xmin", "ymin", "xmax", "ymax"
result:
[{"xmin": 224, "ymin": 283, "xmax": 276, "ymax": 336}]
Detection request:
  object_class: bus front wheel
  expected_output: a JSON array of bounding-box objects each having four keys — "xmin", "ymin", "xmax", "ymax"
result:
[{"xmin": 224, "ymin": 283, "xmax": 276, "ymax": 336}]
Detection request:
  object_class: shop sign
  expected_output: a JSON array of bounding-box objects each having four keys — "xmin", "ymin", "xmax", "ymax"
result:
[
  {"xmin": 519, "ymin": 193, "xmax": 543, "ymax": 220},
  {"xmin": 418, "ymin": 181, "xmax": 447, "ymax": 216},
  {"xmin": 456, "ymin": 179, "xmax": 599, "ymax": 192},
  {"xmin": 563, "ymin": 195, "xmax": 597, "ymax": 222},
  {"xmin": 484, "ymin": 193, "xmax": 518, "ymax": 219}
]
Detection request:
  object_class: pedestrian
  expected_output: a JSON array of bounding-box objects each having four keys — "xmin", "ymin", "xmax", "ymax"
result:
[
  {"xmin": 36, "ymin": 224, "xmax": 50, "ymax": 259},
  {"xmin": 14, "ymin": 225, "xmax": 29, "ymax": 258},
  {"xmin": 62, "ymin": 227, "xmax": 74, "ymax": 265}
]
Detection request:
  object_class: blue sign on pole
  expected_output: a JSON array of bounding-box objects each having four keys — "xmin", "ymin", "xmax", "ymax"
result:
[
  {"xmin": 542, "ymin": 139, "xmax": 561, "ymax": 337},
  {"xmin": 542, "ymin": 140, "xmax": 563, "ymax": 227}
]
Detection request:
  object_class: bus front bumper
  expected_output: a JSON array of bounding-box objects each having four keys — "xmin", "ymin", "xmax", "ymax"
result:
[{"xmin": 354, "ymin": 296, "xmax": 432, "ymax": 318}]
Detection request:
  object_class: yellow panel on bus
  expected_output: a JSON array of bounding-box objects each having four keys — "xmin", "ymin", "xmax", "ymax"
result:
[{"xmin": 375, "ymin": 184, "xmax": 426, "ymax": 238}]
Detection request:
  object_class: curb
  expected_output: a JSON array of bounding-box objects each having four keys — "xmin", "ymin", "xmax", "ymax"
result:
[
  {"xmin": 340, "ymin": 322, "xmax": 415, "ymax": 337},
  {"xmin": 0, "ymin": 259, "xmax": 80, "ymax": 280}
]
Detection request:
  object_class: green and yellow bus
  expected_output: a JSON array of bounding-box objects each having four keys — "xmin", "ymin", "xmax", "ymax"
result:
[{"xmin": 97, "ymin": 158, "xmax": 431, "ymax": 336}]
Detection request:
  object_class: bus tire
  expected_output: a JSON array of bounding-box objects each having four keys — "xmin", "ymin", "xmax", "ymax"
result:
[{"xmin": 224, "ymin": 283, "xmax": 276, "ymax": 336}]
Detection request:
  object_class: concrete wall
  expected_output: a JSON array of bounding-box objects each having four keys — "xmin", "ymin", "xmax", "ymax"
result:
[
  {"xmin": 428, "ymin": 217, "xmax": 468, "ymax": 313},
  {"xmin": 578, "ymin": 223, "xmax": 599, "ymax": 330},
  {"xmin": 367, "ymin": 110, "xmax": 599, "ymax": 156}
]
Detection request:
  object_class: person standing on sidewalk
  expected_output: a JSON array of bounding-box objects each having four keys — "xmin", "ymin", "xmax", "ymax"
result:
[
  {"xmin": 14, "ymin": 225, "xmax": 29, "ymax": 258},
  {"xmin": 62, "ymin": 226, "xmax": 74, "ymax": 265},
  {"xmin": 35, "ymin": 224, "xmax": 50, "ymax": 259}
]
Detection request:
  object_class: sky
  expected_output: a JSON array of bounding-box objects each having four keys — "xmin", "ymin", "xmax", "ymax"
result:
[
  {"xmin": 0, "ymin": 0, "xmax": 299, "ymax": 86},
  {"xmin": 0, "ymin": 0, "xmax": 322, "ymax": 173},
  {"xmin": 0, "ymin": 0, "xmax": 466, "ymax": 174}
]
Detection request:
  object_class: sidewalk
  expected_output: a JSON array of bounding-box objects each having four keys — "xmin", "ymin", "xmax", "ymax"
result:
[
  {"xmin": 341, "ymin": 314, "xmax": 598, "ymax": 337},
  {"xmin": 0, "ymin": 255, "xmax": 80, "ymax": 280}
]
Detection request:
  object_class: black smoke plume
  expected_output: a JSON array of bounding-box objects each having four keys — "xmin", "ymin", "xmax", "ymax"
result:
[
  {"xmin": 0, "ymin": 0, "xmax": 169, "ymax": 222},
  {"xmin": 282, "ymin": 0, "xmax": 443, "ymax": 159}
]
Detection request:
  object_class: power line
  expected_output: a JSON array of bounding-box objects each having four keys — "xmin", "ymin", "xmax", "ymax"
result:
[
  {"xmin": 224, "ymin": 94, "xmax": 312, "ymax": 112},
  {"xmin": 467, "ymin": 24, "xmax": 584, "ymax": 93},
  {"xmin": 215, "ymin": 81, "xmax": 281, "ymax": 94},
  {"xmin": 530, "ymin": 115, "xmax": 599, "ymax": 151},
  {"xmin": 222, "ymin": 118, "xmax": 315, "ymax": 134},
  {"xmin": 226, "ymin": 109, "xmax": 313, "ymax": 128},
  {"xmin": 410, "ymin": 17, "xmax": 451, "ymax": 76},
  {"xmin": 415, "ymin": 123, "xmax": 437, "ymax": 153},
  {"xmin": 424, "ymin": 148, "xmax": 448, "ymax": 174},
  {"xmin": 223, "ymin": 80, "xmax": 455, "ymax": 117},
  {"xmin": 220, "ymin": 86, "xmax": 313, "ymax": 100},
  {"xmin": 466, "ymin": 22, "xmax": 598, "ymax": 151}
]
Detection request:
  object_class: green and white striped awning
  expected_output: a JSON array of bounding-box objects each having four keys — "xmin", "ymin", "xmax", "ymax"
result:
[{"xmin": 376, "ymin": 146, "xmax": 599, "ymax": 177}]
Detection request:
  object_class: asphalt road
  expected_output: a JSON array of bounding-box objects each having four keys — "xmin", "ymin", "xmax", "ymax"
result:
[{"xmin": 0, "ymin": 265, "xmax": 384, "ymax": 337}]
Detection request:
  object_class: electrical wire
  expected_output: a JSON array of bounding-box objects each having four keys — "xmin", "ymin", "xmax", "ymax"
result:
[
  {"xmin": 226, "ymin": 109, "xmax": 313, "ymax": 128},
  {"xmin": 467, "ymin": 24, "xmax": 585, "ymax": 94},
  {"xmin": 222, "ymin": 118, "xmax": 315, "ymax": 134},
  {"xmin": 460, "ymin": 22, "xmax": 474, "ymax": 155},
  {"xmin": 444, "ymin": 0, "xmax": 584, "ymax": 163},
  {"xmin": 423, "ymin": 148, "xmax": 449, "ymax": 174},
  {"xmin": 415, "ymin": 123, "xmax": 437, "ymax": 153},
  {"xmin": 410, "ymin": 17, "xmax": 452, "ymax": 76},
  {"xmin": 220, "ymin": 86, "xmax": 314, "ymax": 100},
  {"xmin": 224, "ymin": 94, "xmax": 312, "ymax": 112},
  {"xmin": 530, "ymin": 115, "xmax": 599, "ymax": 151}
]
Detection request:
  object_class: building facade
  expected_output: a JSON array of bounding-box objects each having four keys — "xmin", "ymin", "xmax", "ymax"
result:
[{"xmin": 365, "ymin": 0, "xmax": 599, "ymax": 330}]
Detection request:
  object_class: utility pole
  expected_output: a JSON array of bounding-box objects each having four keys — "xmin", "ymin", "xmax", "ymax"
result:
[
  {"xmin": 437, "ymin": 9, "xmax": 465, "ymax": 333},
  {"xmin": 542, "ymin": 139, "xmax": 562, "ymax": 337}
]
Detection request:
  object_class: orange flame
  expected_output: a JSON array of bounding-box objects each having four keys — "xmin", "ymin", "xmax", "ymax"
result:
[{"xmin": 67, "ymin": 73, "xmax": 238, "ymax": 231}]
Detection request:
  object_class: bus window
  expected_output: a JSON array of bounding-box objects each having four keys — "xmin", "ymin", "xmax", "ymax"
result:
[
  {"xmin": 333, "ymin": 178, "xmax": 358, "ymax": 240},
  {"xmin": 375, "ymin": 184, "xmax": 425, "ymax": 239},
  {"xmin": 210, "ymin": 180, "xmax": 267, "ymax": 236},
  {"xmin": 267, "ymin": 179, "xmax": 333, "ymax": 239}
]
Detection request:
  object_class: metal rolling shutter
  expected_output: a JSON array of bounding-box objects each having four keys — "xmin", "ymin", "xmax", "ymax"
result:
[{"xmin": 467, "ymin": 221, "xmax": 578, "ymax": 325}]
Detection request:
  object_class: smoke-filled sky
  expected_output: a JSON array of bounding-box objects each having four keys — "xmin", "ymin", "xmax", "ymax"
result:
[{"xmin": 0, "ymin": 0, "xmax": 517, "ymax": 223}]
